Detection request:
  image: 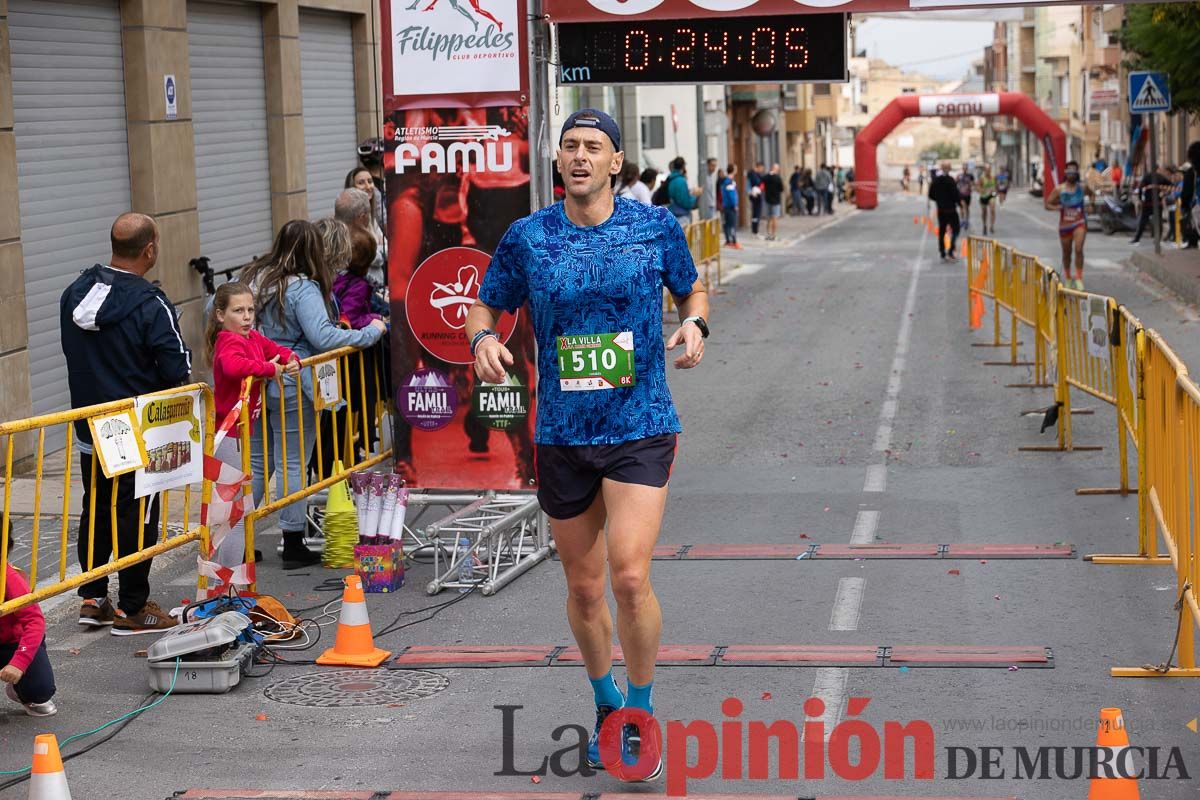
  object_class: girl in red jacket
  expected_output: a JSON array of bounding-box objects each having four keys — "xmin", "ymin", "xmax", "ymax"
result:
[
  {"xmin": 2, "ymin": 556, "xmax": 57, "ymax": 716},
  {"xmin": 206, "ymin": 282, "xmax": 300, "ymax": 568}
]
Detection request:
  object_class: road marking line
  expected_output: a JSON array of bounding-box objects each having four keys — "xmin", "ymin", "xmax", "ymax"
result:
[
  {"xmin": 804, "ymin": 666, "xmax": 849, "ymax": 737},
  {"xmin": 863, "ymin": 464, "xmax": 887, "ymax": 492},
  {"xmin": 830, "ymin": 577, "xmax": 865, "ymax": 631},
  {"xmin": 720, "ymin": 262, "xmax": 766, "ymax": 284},
  {"xmin": 810, "ymin": 211, "xmax": 925, "ymax": 742},
  {"xmin": 850, "ymin": 510, "xmax": 880, "ymax": 544}
]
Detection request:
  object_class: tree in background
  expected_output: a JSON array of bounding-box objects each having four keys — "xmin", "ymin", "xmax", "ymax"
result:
[{"xmin": 1122, "ymin": 3, "xmax": 1200, "ymax": 115}]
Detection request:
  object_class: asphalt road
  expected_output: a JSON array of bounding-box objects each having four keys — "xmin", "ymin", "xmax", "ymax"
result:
[{"xmin": 3, "ymin": 191, "xmax": 1199, "ymax": 799}]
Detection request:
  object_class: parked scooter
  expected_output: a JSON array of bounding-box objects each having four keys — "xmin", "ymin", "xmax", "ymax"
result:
[{"xmin": 1098, "ymin": 193, "xmax": 1138, "ymax": 235}]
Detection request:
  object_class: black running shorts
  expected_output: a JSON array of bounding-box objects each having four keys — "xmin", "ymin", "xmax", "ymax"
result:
[{"xmin": 535, "ymin": 434, "xmax": 678, "ymax": 520}]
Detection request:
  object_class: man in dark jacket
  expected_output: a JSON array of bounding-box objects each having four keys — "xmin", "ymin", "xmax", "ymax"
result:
[
  {"xmin": 929, "ymin": 161, "xmax": 962, "ymax": 260},
  {"xmin": 60, "ymin": 213, "xmax": 191, "ymax": 636}
]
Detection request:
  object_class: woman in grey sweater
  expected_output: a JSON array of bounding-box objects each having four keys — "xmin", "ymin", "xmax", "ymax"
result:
[{"xmin": 241, "ymin": 220, "xmax": 387, "ymax": 567}]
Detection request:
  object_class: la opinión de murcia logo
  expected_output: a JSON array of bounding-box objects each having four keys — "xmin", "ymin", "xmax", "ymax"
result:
[
  {"xmin": 392, "ymin": 125, "xmax": 515, "ymax": 174},
  {"xmin": 495, "ymin": 698, "xmax": 1191, "ymax": 797},
  {"xmin": 394, "ymin": 0, "xmax": 515, "ymax": 61}
]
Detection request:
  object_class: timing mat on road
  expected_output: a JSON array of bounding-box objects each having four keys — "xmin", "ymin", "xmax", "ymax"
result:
[
  {"xmin": 385, "ymin": 644, "xmax": 1052, "ymax": 670},
  {"xmin": 177, "ymin": 791, "xmax": 1023, "ymax": 799},
  {"xmin": 551, "ymin": 543, "xmax": 1076, "ymax": 560}
]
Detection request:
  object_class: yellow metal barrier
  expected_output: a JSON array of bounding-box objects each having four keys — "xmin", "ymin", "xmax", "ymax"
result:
[
  {"xmin": 240, "ymin": 342, "xmax": 393, "ymax": 585},
  {"xmin": 965, "ymin": 236, "xmax": 1199, "ymax": 674},
  {"xmin": 1111, "ymin": 331, "xmax": 1199, "ymax": 676},
  {"xmin": 665, "ymin": 218, "xmax": 723, "ymax": 313},
  {"xmin": 0, "ymin": 384, "xmax": 215, "ymax": 616}
]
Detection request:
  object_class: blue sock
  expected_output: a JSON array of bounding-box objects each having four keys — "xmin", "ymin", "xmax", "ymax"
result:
[
  {"xmin": 589, "ymin": 670, "xmax": 625, "ymax": 709},
  {"xmin": 626, "ymin": 679, "xmax": 653, "ymax": 713}
]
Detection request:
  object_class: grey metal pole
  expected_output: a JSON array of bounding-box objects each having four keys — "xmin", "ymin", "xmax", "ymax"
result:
[
  {"xmin": 1149, "ymin": 113, "xmax": 1161, "ymax": 256},
  {"xmin": 527, "ymin": 0, "xmax": 553, "ymax": 212}
]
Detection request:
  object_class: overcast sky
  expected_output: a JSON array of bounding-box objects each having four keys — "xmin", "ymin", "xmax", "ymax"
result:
[{"xmin": 854, "ymin": 18, "xmax": 995, "ymax": 81}]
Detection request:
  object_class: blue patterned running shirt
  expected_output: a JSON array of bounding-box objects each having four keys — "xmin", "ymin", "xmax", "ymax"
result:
[{"xmin": 478, "ymin": 197, "xmax": 699, "ymax": 446}]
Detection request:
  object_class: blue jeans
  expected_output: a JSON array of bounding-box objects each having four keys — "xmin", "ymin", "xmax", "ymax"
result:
[
  {"xmin": 0, "ymin": 639, "xmax": 55, "ymax": 704},
  {"xmin": 722, "ymin": 206, "xmax": 738, "ymax": 243},
  {"xmin": 250, "ymin": 387, "xmax": 316, "ymax": 533}
]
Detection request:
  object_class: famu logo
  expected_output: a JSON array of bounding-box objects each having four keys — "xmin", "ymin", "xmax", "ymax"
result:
[
  {"xmin": 472, "ymin": 377, "xmax": 529, "ymax": 431},
  {"xmin": 394, "ymin": 0, "xmax": 515, "ymax": 62},
  {"xmin": 393, "ymin": 125, "xmax": 514, "ymax": 175}
]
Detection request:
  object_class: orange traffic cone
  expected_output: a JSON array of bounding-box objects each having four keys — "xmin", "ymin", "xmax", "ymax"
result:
[
  {"xmin": 1088, "ymin": 708, "xmax": 1140, "ymax": 799},
  {"xmin": 913, "ymin": 215, "xmax": 919, "ymax": 225},
  {"xmin": 927, "ymin": 218, "xmax": 936, "ymax": 234},
  {"xmin": 28, "ymin": 734, "xmax": 71, "ymax": 800},
  {"xmin": 316, "ymin": 574, "xmax": 392, "ymax": 667}
]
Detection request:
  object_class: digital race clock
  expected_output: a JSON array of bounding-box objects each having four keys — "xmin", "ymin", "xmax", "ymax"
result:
[{"xmin": 555, "ymin": 14, "xmax": 847, "ymax": 86}]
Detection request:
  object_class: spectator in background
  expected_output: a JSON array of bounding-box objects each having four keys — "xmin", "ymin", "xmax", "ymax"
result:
[
  {"xmin": 802, "ymin": 168, "xmax": 817, "ymax": 215},
  {"xmin": 1131, "ymin": 164, "xmax": 1174, "ymax": 245},
  {"xmin": 334, "ymin": 229, "xmax": 387, "ymax": 331},
  {"xmin": 59, "ymin": 213, "xmax": 190, "ymax": 635},
  {"xmin": 315, "ymin": 218, "xmax": 352, "ymax": 276},
  {"xmin": 700, "ymin": 157, "xmax": 719, "ymax": 220},
  {"xmin": 1182, "ymin": 141, "xmax": 1198, "ymax": 249},
  {"xmin": 638, "ymin": 168, "xmax": 659, "ymax": 202},
  {"xmin": 2, "ymin": 533, "xmax": 57, "ymax": 716},
  {"xmin": 616, "ymin": 162, "xmax": 652, "ymax": 204},
  {"xmin": 789, "ymin": 166, "xmax": 803, "ymax": 216},
  {"xmin": 665, "ymin": 156, "xmax": 702, "ymax": 227},
  {"xmin": 240, "ymin": 220, "xmax": 387, "ymax": 568},
  {"xmin": 719, "ymin": 163, "xmax": 741, "ymax": 249},
  {"xmin": 763, "ymin": 163, "xmax": 785, "ymax": 241},
  {"xmin": 814, "ymin": 165, "xmax": 833, "ymax": 215},
  {"xmin": 334, "ymin": 188, "xmax": 385, "ymax": 289},
  {"xmin": 746, "ymin": 162, "xmax": 765, "ymax": 235}
]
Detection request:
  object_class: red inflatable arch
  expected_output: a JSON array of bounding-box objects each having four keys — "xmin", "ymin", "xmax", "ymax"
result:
[{"xmin": 854, "ymin": 92, "xmax": 1067, "ymax": 209}]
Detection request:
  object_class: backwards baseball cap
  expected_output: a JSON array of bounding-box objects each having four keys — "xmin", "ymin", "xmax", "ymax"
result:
[{"xmin": 559, "ymin": 108, "xmax": 621, "ymax": 152}]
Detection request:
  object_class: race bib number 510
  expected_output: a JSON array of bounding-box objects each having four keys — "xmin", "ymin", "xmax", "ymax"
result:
[{"xmin": 557, "ymin": 332, "xmax": 636, "ymax": 391}]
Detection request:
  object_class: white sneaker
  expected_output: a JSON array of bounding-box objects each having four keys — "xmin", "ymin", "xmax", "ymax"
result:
[{"xmin": 5, "ymin": 683, "xmax": 57, "ymax": 717}]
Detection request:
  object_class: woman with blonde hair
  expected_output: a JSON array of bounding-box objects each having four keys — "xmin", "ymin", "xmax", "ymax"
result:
[{"xmin": 240, "ymin": 219, "xmax": 387, "ymax": 568}]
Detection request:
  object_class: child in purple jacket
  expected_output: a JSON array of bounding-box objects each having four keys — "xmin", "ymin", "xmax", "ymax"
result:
[{"xmin": 332, "ymin": 228, "xmax": 386, "ymax": 330}]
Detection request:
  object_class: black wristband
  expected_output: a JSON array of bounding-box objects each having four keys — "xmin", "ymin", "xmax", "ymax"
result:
[{"xmin": 470, "ymin": 329, "xmax": 499, "ymax": 356}]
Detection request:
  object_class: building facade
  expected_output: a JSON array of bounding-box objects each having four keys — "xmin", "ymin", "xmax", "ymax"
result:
[{"xmin": 0, "ymin": 0, "xmax": 382, "ymax": 457}]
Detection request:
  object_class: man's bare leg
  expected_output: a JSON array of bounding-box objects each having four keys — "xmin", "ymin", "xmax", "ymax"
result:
[
  {"xmin": 552, "ymin": 492, "xmax": 611, "ymax": 680},
  {"xmin": 602, "ymin": 479, "xmax": 668, "ymax": 687}
]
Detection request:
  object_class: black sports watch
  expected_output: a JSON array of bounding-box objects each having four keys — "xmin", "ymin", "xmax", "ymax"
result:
[{"xmin": 683, "ymin": 316, "xmax": 709, "ymax": 338}]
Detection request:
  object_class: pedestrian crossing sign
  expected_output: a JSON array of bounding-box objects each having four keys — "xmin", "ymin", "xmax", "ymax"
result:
[{"xmin": 1129, "ymin": 71, "xmax": 1171, "ymax": 113}]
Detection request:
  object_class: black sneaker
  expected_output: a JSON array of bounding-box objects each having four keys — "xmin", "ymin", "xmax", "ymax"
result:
[
  {"xmin": 622, "ymin": 720, "xmax": 663, "ymax": 781},
  {"xmin": 586, "ymin": 704, "xmax": 620, "ymax": 769},
  {"xmin": 78, "ymin": 598, "xmax": 115, "ymax": 627}
]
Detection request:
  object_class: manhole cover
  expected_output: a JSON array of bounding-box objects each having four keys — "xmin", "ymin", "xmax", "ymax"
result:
[{"xmin": 264, "ymin": 669, "xmax": 448, "ymax": 707}]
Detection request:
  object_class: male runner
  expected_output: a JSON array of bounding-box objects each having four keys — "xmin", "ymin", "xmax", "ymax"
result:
[
  {"xmin": 1045, "ymin": 160, "xmax": 1093, "ymax": 290},
  {"xmin": 929, "ymin": 161, "xmax": 961, "ymax": 261},
  {"xmin": 977, "ymin": 164, "xmax": 997, "ymax": 236},
  {"xmin": 466, "ymin": 109, "xmax": 709, "ymax": 781},
  {"xmin": 956, "ymin": 165, "xmax": 975, "ymax": 230}
]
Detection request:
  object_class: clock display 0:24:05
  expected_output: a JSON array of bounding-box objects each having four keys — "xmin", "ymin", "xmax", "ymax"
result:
[{"xmin": 556, "ymin": 14, "xmax": 847, "ymax": 85}]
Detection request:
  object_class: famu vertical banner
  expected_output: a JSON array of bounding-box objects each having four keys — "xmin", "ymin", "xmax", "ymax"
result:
[{"xmin": 380, "ymin": 0, "xmax": 536, "ymax": 490}]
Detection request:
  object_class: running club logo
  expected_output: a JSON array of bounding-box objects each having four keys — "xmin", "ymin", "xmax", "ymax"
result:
[
  {"xmin": 390, "ymin": 0, "xmax": 517, "ymax": 93},
  {"xmin": 406, "ymin": 247, "xmax": 519, "ymax": 364},
  {"xmin": 392, "ymin": 124, "xmax": 514, "ymax": 175}
]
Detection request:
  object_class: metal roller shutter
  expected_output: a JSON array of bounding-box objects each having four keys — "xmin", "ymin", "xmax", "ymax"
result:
[
  {"xmin": 188, "ymin": 1, "xmax": 272, "ymax": 272},
  {"xmin": 300, "ymin": 9, "xmax": 358, "ymax": 220},
  {"xmin": 10, "ymin": 0, "xmax": 130, "ymax": 441}
]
